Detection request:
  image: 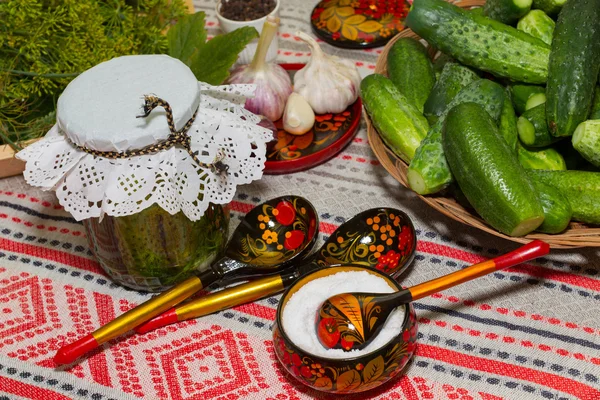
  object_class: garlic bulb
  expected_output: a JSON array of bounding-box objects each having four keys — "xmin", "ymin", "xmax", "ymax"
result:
[
  {"xmin": 226, "ymin": 16, "xmax": 292, "ymax": 121},
  {"xmin": 283, "ymin": 93, "xmax": 315, "ymax": 135},
  {"xmin": 293, "ymin": 31, "xmax": 361, "ymax": 114}
]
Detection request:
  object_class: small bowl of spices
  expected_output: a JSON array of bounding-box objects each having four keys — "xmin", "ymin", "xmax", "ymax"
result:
[
  {"xmin": 216, "ymin": 0, "xmax": 280, "ymax": 64},
  {"xmin": 272, "ymin": 265, "xmax": 418, "ymax": 394}
]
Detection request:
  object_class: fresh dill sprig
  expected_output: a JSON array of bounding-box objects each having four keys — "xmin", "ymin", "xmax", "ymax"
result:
[{"xmin": 0, "ymin": 0, "xmax": 188, "ymax": 148}]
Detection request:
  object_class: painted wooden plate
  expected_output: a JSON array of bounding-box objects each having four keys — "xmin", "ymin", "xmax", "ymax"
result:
[
  {"xmin": 310, "ymin": 0, "xmax": 409, "ymax": 49},
  {"xmin": 264, "ymin": 64, "xmax": 362, "ymax": 174}
]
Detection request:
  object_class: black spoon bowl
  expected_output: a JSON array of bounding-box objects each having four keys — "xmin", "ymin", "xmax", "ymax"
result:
[
  {"xmin": 312, "ymin": 207, "xmax": 416, "ymax": 279},
  {"xmin": 214, "ymin": 195, "xmax": 319, "ymax": 282}
]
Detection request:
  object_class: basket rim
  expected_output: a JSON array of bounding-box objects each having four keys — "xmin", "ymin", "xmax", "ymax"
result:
[{"xmin": 366, "ymin": 10, "xmax": 600, "ymax": 249}]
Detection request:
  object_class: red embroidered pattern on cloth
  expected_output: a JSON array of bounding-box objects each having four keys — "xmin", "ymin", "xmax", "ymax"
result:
[
  {"xmin": 2, "ymin": 190, "xmax": 600, "ymax": 400},
  {"xmin": 1, "ymin": 1, "xmax": 600, "ymax": 399}
]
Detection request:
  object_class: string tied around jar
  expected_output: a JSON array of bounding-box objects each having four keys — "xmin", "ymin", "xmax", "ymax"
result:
[{"xmin": 67, "ymin": 94, "xmax": 229, "ymax": 177}]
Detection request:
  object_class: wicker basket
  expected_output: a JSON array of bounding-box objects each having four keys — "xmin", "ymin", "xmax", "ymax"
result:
[{"xmin": 365, "ymin": 0, "xmax": 600, "ymax": 249}]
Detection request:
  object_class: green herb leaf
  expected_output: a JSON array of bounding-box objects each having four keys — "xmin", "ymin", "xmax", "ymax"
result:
[
  {"xmin": 0, "ymin": 0, "xmax": 189, "ymax": 146},
  {"xmin": 190, "ymin": 26, "xmax": 259, "ymax": 85},
  {"xmin": 167, "ymin": 12, "xmax": 207, "ymax": 66}
]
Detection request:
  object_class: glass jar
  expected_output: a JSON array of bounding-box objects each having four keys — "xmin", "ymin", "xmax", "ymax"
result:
[
  {"xmin": 84, "ymin": 204, "xmax": 229, "ymax": 292},
  {"xmin": 18, "ymin": 55, "xmax": 269, "ymax": 292}
]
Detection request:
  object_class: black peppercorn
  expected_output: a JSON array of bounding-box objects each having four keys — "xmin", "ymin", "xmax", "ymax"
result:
[{"xmin": 220, "ymin": 0, "xmax": 276, "ymax": 21}]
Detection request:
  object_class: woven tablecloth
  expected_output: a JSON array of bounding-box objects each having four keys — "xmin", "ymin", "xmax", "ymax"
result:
[{"xmin": 1, "ymin": 1, "xmax": 599, "ymax": 399}]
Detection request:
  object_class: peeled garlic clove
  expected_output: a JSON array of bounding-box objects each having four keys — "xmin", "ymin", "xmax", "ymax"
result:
[
  {"xmin": 293, "ymin": 31, "xmax": 361, "ymax": 114},
  {"xmin": 283, "ymin": 93, "xmax": 315, "ymax": 135}
]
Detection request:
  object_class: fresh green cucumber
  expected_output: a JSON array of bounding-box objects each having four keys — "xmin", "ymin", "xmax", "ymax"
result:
[
  {"xmin": 361, "ymin": 74, "xmax": 429, "ymax": 162},
  {"xmin": 406, "ymin": 0, "xmax": 550, "ymax": 84},
  {"xmin": 532, "ymin": 0, "xmax": 566, "ymax": 16},
  {"xmin": 546, "ymin": 0, "xmax": 600, "ymax": 137},
  {"xmin": 517, "ymin": 142, "xmax": 566, "ymax": 170},
  {"xmin": 590, "ymin": 87, "xmax": 600, "ymax": 120},
  {"xmin": 483, "ymin": 0, "xmax": 532, "ymax": 24},
  {"xmin": 532, "ymin": 180, "xmax": 572, "ymax": 233},
  {"xmin": 517, "ymin": 10, "xmax": 555, "ymax": 45},
  {"xmin": 517, "ymin": 104, "xmax": 560, "ymax": 147},
  {"xmin": 408, "ymin": 79, "xmax": 505, "ymax": 195},
  {"xmin": 444, "ymin": 102, "xmax": 544, "ymax": 236},
  {"xmin": 527, "ymin": 169, "xmax": 600, "ymax": 224},
  {"xmin": 510, "ymin": 84, "xmax": 545, "ymax": 115},
  {"xmin": 387, "ymin": 37, "xmax": 436, "ymax": 113},
  {"xmin": 525, "ymin": 93, "xmax": 546, "ymax": 110},
  {"xmin": 572, "ymin": 120, "xmax": 600, "ymax": 167},
  {"xmin": 423, "ymin": 63, "xmax": 479, "ymax": 125},
  {"xmin": 499, "ymin": 90, "xmax": 518, "ymax": 151}
]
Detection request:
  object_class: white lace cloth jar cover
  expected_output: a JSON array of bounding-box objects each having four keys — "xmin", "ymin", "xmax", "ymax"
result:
[{"xmin": 17, "ymin": 55, "xmax": 273, "ymax": 221}]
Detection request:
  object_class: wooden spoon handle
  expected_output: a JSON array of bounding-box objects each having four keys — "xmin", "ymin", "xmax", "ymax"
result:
[
  {"xmin": 53, "ymin": 271, "xmax": 215, "ymax": 365},
  {"xmin": 408, "ymin": 240, "xmax": 549, "ymax": 302},
  {"xmin": 136, "ymin": 271, "xmax": 295, "ymax": 334}
]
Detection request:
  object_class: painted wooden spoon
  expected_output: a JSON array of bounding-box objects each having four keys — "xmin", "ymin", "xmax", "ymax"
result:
[
  {"xmin": 316, "ymin": 240, "xmax": 550, "ymax": 352},
  {"xmin": 53, "ymin": 195, "xmax": 318, "ymax": 366}
]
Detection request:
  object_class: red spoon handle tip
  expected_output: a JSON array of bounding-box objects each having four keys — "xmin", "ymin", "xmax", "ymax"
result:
[
  {"xmin": 494, "ymin": 240, "xmax": 550, "ymax": 270},
  {"xmin": 135, "ymin": 308, "xmax": 179, "ymax": 334},
  {"xmin": 53, "ymin": 334, "xmax": 98, "ymax": 366}
]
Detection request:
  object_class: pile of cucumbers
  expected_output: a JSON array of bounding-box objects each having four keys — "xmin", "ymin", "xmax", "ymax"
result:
[{"xmin": 362, "ymin": 0, "xmax": 600, "ymax": 237}]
